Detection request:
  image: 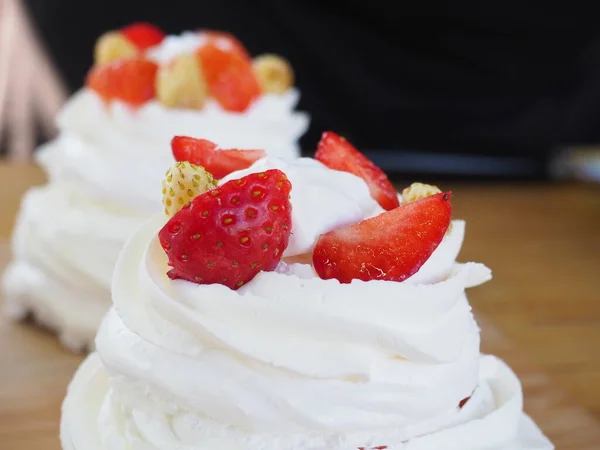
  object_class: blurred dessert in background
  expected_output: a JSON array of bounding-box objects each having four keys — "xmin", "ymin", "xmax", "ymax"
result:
[{"xmin": 1, "ymin": 23, "xmax": 309, "ymax": 352}]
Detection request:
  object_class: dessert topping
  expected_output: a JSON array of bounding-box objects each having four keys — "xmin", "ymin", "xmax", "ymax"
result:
[
  {"xmin": 313, "ymin": 192, "xmax": 451, "ymax": 283},
  {"xmin": 94, "ymin": 32, "xmax": 138, "ymax": 66},
  {"xmin": 86, "ymin": 57, "xmax": 158, "ymax": 106},
  {"xmin": 162, "ymin": 162, "xmax": 217, "ymax": 216},
  {"xmin": 120, "ymin": 22, "xmax": 165, "ymax": 51},
  {"xmin": 402, "ymin": 182, "xmax": 442, "ymax": 204},
  {"xmin": 196, "ymin": 42, "xmax": 261, "ymax": 112},
  {"xmin": 315, "ymin": 132, "xmax": 400, "ymax": 211},
  {"xmin": 159, "ymin": 169, "xmax": 292, "ymax": 289},
  {"xmin": 171, "ymin": 136, "xmax": 265, "ymax": 179},
  {"xmin": 201, "ymin": 30, "xmax": 250, "ymax": 59},
  {"xmin": 90, "ymin": 28, "xmax": 291, "ymax": 110},
  {"xmin": 252, "ymin": 54, "xmax": 294, "ymax": 94},
  {"xmin": 156, "ymin": 53, "xmax": 208, "ymax": 109}
]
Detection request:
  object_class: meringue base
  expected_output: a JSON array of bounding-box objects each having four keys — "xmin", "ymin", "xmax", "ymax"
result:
[{"xmin": 61, "ymin": 353, "xmax": 552, "ymax": 450}]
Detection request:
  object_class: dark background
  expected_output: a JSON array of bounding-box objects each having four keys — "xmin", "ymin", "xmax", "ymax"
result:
[{"xmin": 24, "ymin": 0, "xmax": 600, "ymax": 180}]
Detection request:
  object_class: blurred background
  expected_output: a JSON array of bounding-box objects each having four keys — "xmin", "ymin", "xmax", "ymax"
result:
[{"xmin": 1, "ymin": 0, "xmax": 600, "ymax": 181}]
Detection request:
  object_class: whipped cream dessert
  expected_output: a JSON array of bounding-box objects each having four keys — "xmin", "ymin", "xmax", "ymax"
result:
[
  {"xmin": 1, "ymin": 25, "xmax": 309, "ymax": 351},
  {"xmin": 60, "ymin": 133, "xmax": 552, "ymax": 449}
]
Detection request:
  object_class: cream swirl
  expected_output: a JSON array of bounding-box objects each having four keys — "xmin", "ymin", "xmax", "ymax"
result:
[
  {"xmin": 43, "ymin": 89, "xmax": 308, "ymax": 213},
  {"xmin": 91, "ymin": 208, "xmax": 490, "ymax": 444},
  {"xmin": 61, "ymin": 352, "xmax": 553, "ymax": 450},
  {"xmin": 74, "ymin": 211, "xmax": 554, "ymax": 449},
  {"xmin": 90, "ymin": 159, "xmax": 493, "ymax": 444},
  {"xmin": 221, "ymin": 157, "xmax": 384, "ymax": 256},
  {"xmin": 1, "ymin": 183, "xmax": 146, "ymax": 350}
]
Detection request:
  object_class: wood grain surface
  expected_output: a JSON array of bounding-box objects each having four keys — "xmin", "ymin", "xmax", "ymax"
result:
[{"xmin": 0, "ymin": 162, "xmax": 599, "ymax": 449}]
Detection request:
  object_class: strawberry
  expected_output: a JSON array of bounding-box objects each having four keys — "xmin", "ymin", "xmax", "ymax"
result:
[
  {"xmin": 459, "ymin": 396, "xmax": 470, "ymax": 408},
  {"xmin": 201, "ymin": 30, "xmax": 250, "ymax": 59},
  {"xmin": 86, "ymin": 57, "xmax": 158, "ymax": 106},
  {"xmin": 315, "ymin": 132, "xmax": 399, "ymax": 211},
  {"xmin": 313, "ymin": 192, "xmax": 451, "ymax": 283},
  {"xmin": 196, "ymin": 42, "xmax": 261, "ymax": 112},
  {"xmin": 121, "ymin": 22, "xmax": 165, "ymax": 51},
  {"xmin": 171, "ymin": 136, "xmax": 265, "ymax": 179},
  {"xmin": 158, "ymin": 169, "xmax": 292, "ymax": 289}
]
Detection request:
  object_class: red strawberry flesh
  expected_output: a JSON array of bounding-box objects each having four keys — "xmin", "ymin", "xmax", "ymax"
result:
[
  {"xmin": 196, "ymin": 42, "xmax": 261, "ymax": 112},
  {"xmin": 121, "ymin": 22, "xmax": 165, "ymax": 50},
  {"xmin": 315, "ymin": 132, "xmax": 400, "ymax": 211},
  {"xmin": 313, "ymin": 192, "xmax": 451, "ymax": 283},
  {"xmin": 86, "ymin": 57, "xmax": 158, "ymax": 106},
  {"xmin": 158, "ymin": 169, "xmax": 292, "ymax": 289},
  {"xmin": 201, "ymin": 30, "xmax": 251, "ymax": 59},
  {"xmin": 171, "ymin": 136, "xmax": 266, "ymax": 179}
]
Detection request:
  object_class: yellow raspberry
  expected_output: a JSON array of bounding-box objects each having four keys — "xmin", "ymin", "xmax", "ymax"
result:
[
  {"xmin": 162, "ymin": 162, "xmax": 217, "ymax": 216},
  {"xmin": 94, "ymin": 31, "xmax": 138, "ymax": 66},
  {"xmin": 402, "ymin": 182, "xmax": 442, "ymax": 204},
  {"xmin": 252, "ymin": 54, "xmax": 294, "ymax": 94},
  {"xmin": 156, "ymin": 54, "xmax": 208, "ymax": 109}
]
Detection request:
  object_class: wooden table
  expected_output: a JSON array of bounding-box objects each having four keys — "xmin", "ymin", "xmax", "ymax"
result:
[{"xmin": 1, "ymin": 162, "xmax": 599, "ymax": 449}]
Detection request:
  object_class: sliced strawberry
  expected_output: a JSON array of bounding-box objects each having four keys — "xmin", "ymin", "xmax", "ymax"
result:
[
  {"xmin": 315, "ymin": 132, "xmax": 399, "ymax": 211},
  {"xmin": 158, "ymin": 169, "xmax": 292, "ymax": 289},
  {"xmin": 171, "ymin": 136, "xmax": 265, "ymax": 179},
  {"xmin": 201, "ymin": 30, "xmax": 250, "ymax": 59},
  {"xmin": 313, "ymin": 192, "xmax": 451, "ymax": 283},
  {"xmin": 196, "ymin": 42, "xmax": 261, "ymax": 112},
  {"xmin": 121, "ymin": 22, "xmax": 165, "ymax": 51},
  {"xmin": 86, "ymin": 57, "xmax": 158, "ymax": 106}
]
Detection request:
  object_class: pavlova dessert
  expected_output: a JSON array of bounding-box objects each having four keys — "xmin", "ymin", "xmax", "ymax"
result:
[
  {"xmin": 60, "ymin": 131, "xmax": 552, "ymax": 449},
  {"xmin": 2, "ymin": 22, "xmax": 308, "ymax": 351}
]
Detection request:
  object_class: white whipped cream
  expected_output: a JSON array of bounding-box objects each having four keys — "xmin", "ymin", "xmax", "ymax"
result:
[
  {"xmin": 147, "ymin": 31, "xmax": 209, "ymax": 64},
  {"xmin": 61, "ymin": 353, "xmax": 553, "ymax": 450},
  {"xmin": 221, "ymin": 157, "xmax": 384, "ymax": 256},
  {"xmin": 59, "ymin": 210, "xmax": 551, "ymax": 449},
  {"xmin": 1, "ymin": 183, "xmax": 145, "ymax": 350},
  {"xmin": 44, "ymin": 89, "xmax": 308, "ymax": 213},
  {"xmin": 94, "ymin": 213, "xmax": 487, "ymax": 442},
  {"xmin": 221, "ymin": 156, "xmax": 465, "ymax": 283}
]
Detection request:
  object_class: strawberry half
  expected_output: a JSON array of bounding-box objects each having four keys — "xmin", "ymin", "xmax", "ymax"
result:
[
  {"xmin": 201, "ymin": 30, "xmax": 251, "ymax": 59},
  {"xmin": 121, "ymin": 22, "xmax": 165, "ymax": 51},
  {"xmin": 171, "ymin": 136, "xmax": 265, "ymax": 179},
  {"xmin": 313, "ymin": 192, "xmax": 451, "ymax": 283},
  {"xmin": 315, "ymin": 132, "xmax": 399, "ymax": 211},
  {"xmin": 158, "ymin": 169, "xmax": 292, "ymax": 289},
  {"xmin": 196, "ymin": 42, "xmax": 261, "ymax": 112},
  {"xmin": 86, "ymin": 57, "xmax": 158, "ymax": 106}
]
